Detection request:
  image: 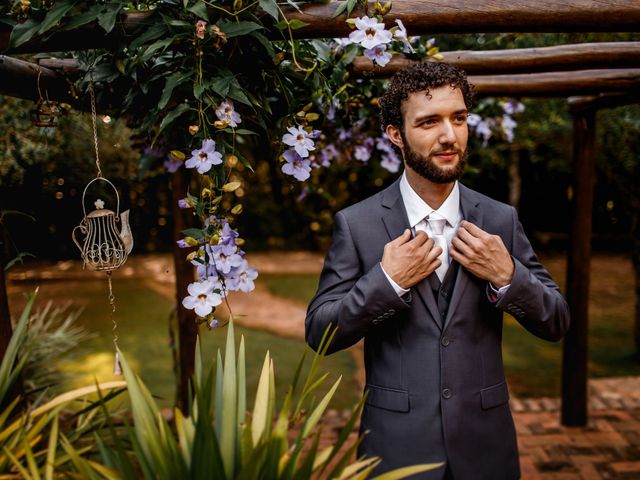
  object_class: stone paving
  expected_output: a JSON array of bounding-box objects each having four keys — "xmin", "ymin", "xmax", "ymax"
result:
[{"xmin": 7, "ymin": 253, "xmax": 640, "ymax": 479}]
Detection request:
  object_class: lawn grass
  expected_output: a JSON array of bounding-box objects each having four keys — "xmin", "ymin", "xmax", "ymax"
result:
[
  {"xmin": 262, "ymin": 254, "xmax": 640, "ymax": 398},
  {"xmin": 8, "ymin": 277, "xmax": 358, "ymax": 410}
]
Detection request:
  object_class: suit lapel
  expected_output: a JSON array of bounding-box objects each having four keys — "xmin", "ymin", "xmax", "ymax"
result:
[
  {"xmin": 443, "ymin": 184, "xmax": 483, "ymax": 331},
  {"xmin": 380, "ymin": 180, "xmax": 442, "ymax": 329}
]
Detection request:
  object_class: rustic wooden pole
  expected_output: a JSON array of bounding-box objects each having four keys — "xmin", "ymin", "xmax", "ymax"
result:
[
  {"xmin": 170, "ymin": 169, "xmax": 198, "ymax": 412},
  {"xmin": 2, "ymin": 1, "xmax": 640, "ymax": 53},
  {"xmin": 352, "ymin": 42, "xmax": 640, "ymax": 75},
  {"xmin": 562, "ymin": 106, "xmax": 597, "ymax": 426},
  {"xmin": 0, "ymin": 55, "xmax": 77, "ymax": 103}
]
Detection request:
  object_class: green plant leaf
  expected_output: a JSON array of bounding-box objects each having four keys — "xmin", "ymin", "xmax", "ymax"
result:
[
  {"xmin": 251, "ymin": 351, "xmax": 271, "ymax": 446},
  {"xmin": 60, "ymin": 4, "xmax": 102, "ymax": 30},
  {"xmin": 129, "ymin": 23, "xmax": 167, "ymax": 51},
  {"xmin": 301, "ymin": 376, "xmax": 341, "ymax": 438},
  {"xmin": 159, "ymin": 72, "xmax": 192, "ymax": 110},
  {"xmin": 220, "ymin": 320, "xmax": 238, "ymax": 479},
  {"xmin": 155, "ymin": 103, "xmax": 190, "ymax": 141},
  {"xmin": 38, "ymin": 0, "xmax": 80, "ymax": 35},
  {"xmin": 219, "ymin": 20, "xmax": 264, "ymax": 38},
  {"xmin": 258, "ymin": 0, "xmax": 279, "ymax": 20},
  {"xmin": 188, "ymin": 1, "xmax": 209, "ymax": 20},
  {"xmin": 8, "ymin": 18, "xmax": 41, "ymax": 49},
  {"xmin": 371, "ymin": 463, "xmax": 445, "ymax": 480},
  {"xmin": 237, "ymin": 334, "xmax": 246, "ymax": 437},
  {"xmin": 97, "ymin": 4, "xmax": 123, "ymax": 33}
]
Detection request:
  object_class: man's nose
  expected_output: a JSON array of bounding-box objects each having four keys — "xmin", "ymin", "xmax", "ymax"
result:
[{"xmin": 438, "ymin": 121, "xmax": 456, "ymax": 144}]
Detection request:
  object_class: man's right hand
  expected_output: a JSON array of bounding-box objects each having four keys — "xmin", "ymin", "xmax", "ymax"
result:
[{"xmin": 381, "ymin": 229, "xmax": 442, "ymax": 289}]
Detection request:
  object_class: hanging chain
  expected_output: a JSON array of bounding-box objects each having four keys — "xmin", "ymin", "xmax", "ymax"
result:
[
  {"xmin": 88, "ymin": 75, "xmax": 102, "ymax": 178},
  {"xmin": 107, "ymin": 272, "xmax": 122, "ymax": 375}
]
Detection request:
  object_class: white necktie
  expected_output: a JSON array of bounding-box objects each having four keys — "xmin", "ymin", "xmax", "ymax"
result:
[{"xmin": 427, "ymin": 214, "xmax": 449, "ymax": 281}]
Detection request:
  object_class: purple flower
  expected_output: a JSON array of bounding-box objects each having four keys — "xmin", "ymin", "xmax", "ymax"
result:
[
  {"xmin": 349, "ymin": 16, "xmax": 392, "ymax": 50},
  {"xmin": 354, "ymin": 144, "xmax": 372, "ymax": 163},
  {"xmin": 364, "ymin": 44, "xmax": 392, "ymax": 67},
  {"xmin": 215, "ymin": 99, "xmax": 242, "ymax": 127},
  {"xmin": 282, "ymin": 149, "xmax": 312, "ymax": 181},
  {"xmin": 282, "ymin": 126, "xmax": 315, "ymax": 158},
  {"xmin": 209, "ymin": 243, "xmax": 244, "ymax": 275},
  {"xmin": 185, "ymin": 139, "xmax": 223, "ymax": 174},
  {"xmin": 182, "ymin": 280, "xmax": 222, "ymax": 317},
  {"xmin": 145, "ymin": 145, "xmax": 165, "ymax": 158},
  {"xmin": 164, "ymin": 155, "xmax": 182, "ymax": 173},
  {"xmin": 176, "ymin": 239, "xmax": 189, "ymax": 248},
  {"xmin": 178, "ymin": 198, "xmax": 190, "ymax": 209},
  {"xmin": 208, "ymin": 318, "xmax": 220, "ymax": 329},
  {"xmin": 502, "ymin": 99, "xmax": 525, "ymax": 115},
  {"xmin": 226, "ymin": 260, "xmax": 258, "ymax": 292},
  {"xmin": 319, "ymin": 143, "xmax": 339, "ymax": 167},
  {"xmin": 375, "ymin": 136, "xmax": 395, "ymax": 155},
  {"xmin": 501, "ymin": 114, "xmax": 517, "ymax": 143},
  {"xmin": 380, "ymin": 152, "xmax": 401, "ymax": 173},
  {"xmin": 426, "ymin": 37, "xmax": 436, "ymax": 49},
  {"xmin": 393, "ymin": 19, "xmax": 414, "ymax": 54},
  {"xmin": 219, "ymin": 222, "xmax": 239, "ymax": 246}
]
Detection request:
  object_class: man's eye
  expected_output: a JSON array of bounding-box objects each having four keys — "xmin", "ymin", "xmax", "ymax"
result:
[{"xmin": 454, "ymin": 115, "xmax": 467, "ymax": 123}]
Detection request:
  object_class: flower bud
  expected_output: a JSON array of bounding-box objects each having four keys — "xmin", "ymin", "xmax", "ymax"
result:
[
  {"xmin": 227, "ymin": 155, "xmax": 239, "ymax": 167},
  {"xmin": 214, "ymin": 120, "xmax": 229, "ymax": 129},
  {"xmin": 189, "ymin": 125, "xmax": 199, "ymax": 135}
]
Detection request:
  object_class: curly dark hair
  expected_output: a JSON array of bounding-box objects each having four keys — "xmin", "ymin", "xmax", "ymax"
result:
[{"xmin": 379, "ymin": 61, "xmax": 475, "ymax": 133}]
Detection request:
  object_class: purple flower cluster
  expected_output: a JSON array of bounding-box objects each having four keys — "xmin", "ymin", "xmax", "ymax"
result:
[
  {"xmin": 181, "ymin": 217, "xmax": 258, "ymax": 320},
  {"xmin": 376, "ymin": 135, "xmax": 402, "ymax": 173},
  {"xmin": 281, "ymin": 125, "xmax": 316, "ymax": 181}
]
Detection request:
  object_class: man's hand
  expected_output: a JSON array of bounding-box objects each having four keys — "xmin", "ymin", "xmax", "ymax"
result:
[
  {"xmin": 381, "ymin": 229, "xmax": 442, "ymax": 289},
  {"xmin": 450, "ymin": 221, "xmax": 514, "ymax": 287}
]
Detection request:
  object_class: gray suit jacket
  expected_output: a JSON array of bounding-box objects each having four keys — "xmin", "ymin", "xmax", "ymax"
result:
[{"xmin": 305, "ymin": 180, "xmax": 570, "ymax": 480}]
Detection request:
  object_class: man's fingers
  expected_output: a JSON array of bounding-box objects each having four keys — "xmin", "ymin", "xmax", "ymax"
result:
[
  {"xmin": 460, "ymin": 220, "xmax": 488, "ymax": 238},
  {"xmin": 409, "ymin": 230, "xmax": 429, "ymax": 246},
  {"xmin": 451, "ymin": 236, "xmax": 473, "ymax": 258},
  {"xmin": 392, "ymin": 229, "xmax": 412, "ymax": 245}
]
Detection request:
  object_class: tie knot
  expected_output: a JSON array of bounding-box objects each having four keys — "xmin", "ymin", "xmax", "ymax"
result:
[{"xmin": 427, "ymin": 216, "xmax": 446, "ymax": 235}]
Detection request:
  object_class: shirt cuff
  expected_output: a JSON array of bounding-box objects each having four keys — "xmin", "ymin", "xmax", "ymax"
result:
[
  {"xmin": 487, "ymin": 282, "xmax": 511, "ymax": 303},
  {"xmin": 381, "ymin": 263, "xmax": 410, "ymax": 297}
]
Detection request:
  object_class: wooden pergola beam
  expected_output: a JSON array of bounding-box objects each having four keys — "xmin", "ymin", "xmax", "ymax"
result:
[
  {"xmin": 4, "ymin": 56, "xmax": 640, "ymax": 104},
  {"xmin": 353, "ymin": 42, "xmax": 640, "ymax": 75},
  {"xmin": 2, "ymin": 1, "xmax": 640, "ymax": 54},
  {"xmin": 470, "ymin": 69, "xmax": 640, "ymax": 97},
  {"xmin": 0, "ymin": 55, "xmax": 77, "ymax": 104}
]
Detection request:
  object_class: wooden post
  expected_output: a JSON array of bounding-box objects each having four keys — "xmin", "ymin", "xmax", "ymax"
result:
[
  {"xmin": 562, "ymin": 107, "xmax": 597, "ymax": 426},
  {"xmin": 170, "ymin": 170, "xmax": 198, "ymax": 412}
]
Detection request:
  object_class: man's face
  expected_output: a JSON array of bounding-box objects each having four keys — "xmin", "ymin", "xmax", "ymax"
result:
[{"xmin": 387, "ymin": 86, "xmax": 469, "ymax": 184}]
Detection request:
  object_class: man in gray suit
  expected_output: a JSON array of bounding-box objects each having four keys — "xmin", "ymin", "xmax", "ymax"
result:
[{"xmin": 305, "ymin": 62, "xmax": 570, "ymax": 479}]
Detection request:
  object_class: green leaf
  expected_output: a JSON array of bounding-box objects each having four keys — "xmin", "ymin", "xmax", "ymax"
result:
[
  {"xmin": 60, "ymin": 4, "xmax": 102, "ymax": 30},
  {"xmin": 8, "ymin": 18, "xmax": 41, "ymax": 49},
  {"xmin": 188, "ymin": 1, "xmax": 209, "ymax": 20},
  {"xmin": 181, "ymin": 228, "xmax": 204, "ymax": 239},
  {"xmin": 4, "ymin": 252, "xmax": 36, "ymax": 271},
  {"xmin": 141, "ymin": 37, "xmax": 174, "ymax": 62},
  {"xmin": 220, "ymin": 320, "xmax": 238, "ymax": 479},
  {"xmin": 258, "ymin": 0, "xmax": 279, "ymax": 20},
  {"xmin": 155, "ymin": 103, "xmax": 190, "ymax": 140},
  {"xmin": 228, "ymin": 86, "xmax": 252, "ymax": 107},
  {"xmin": 129, "ymin": 23, "xmax": 167, "ymax": 51},
  {"xmin": 219, "ymin": 20, "xmax": 264, "ymax": 38},
  {"xmin": 331, "ymin": 1, "xmax": 349, "ymax": 18},
  {"xmin": 251, "ymin": 352, "xmax": 271, "ymax": 446},
  {"xmin": 301, "ymin": 376, "xmax": 341, "ymax": 438},
  {"xmin": 249, "ymin": 31, "xmax": 275, "ymax": 57},
  {"xmin": 288, "ymin": 19, "xmax": 309, "ymax": 30},
  {"xmin": 159, "ymin": 71, "xmax": 192, "ymax": 110},
  {"xmin": 38, "ymin": 0, "xmax": 80, "ymax": 35},
  {"xmin": 97, "ymin": 4, "xmax": 123, "ymax": 34}
]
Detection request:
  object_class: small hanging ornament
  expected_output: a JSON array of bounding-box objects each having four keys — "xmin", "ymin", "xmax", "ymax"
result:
[
  {"xmin": 32, "ymin": 69, "xmax": 63, "ymax": 128},
  {"xmin": 71, "ymin": 75, "xmax": 133, "ymax": 375}
]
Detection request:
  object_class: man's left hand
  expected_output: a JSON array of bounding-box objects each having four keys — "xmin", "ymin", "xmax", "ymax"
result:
[{"xmin": 450, "ymin": 221, "xmax": 514, "ymax": 287}]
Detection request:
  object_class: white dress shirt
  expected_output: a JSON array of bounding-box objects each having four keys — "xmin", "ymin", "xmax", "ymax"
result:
[{"xmin": 381, "ymin": 172, "xmax": 509, "ymax": 300}]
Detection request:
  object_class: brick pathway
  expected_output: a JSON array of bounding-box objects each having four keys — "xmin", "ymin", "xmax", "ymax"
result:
[{"xmin": 8, "ymin": 253, "xmax": 640, "ymax": 479}]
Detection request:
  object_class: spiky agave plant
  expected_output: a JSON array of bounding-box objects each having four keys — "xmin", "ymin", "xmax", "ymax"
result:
[{"xmin": 93, "ymin": 320, "xmax": 441, "ymax": 479}]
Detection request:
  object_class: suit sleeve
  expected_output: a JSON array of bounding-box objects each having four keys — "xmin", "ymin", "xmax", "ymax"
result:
[
  {"xmin": 305, "ymin": 211, "xmax": 411, "ymax": 354},
  {"xmin": 496, "ymin": 206, "xmax": 570, "ymax": 341}
]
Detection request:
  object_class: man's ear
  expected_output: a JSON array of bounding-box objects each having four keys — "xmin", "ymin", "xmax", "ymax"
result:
[{"xmin": 386, "ymin": 125, "xmax": 403, "ymax": 150}]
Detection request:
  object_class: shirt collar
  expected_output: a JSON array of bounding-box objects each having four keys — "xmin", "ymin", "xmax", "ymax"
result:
[{"xmin": 399, "ymin": 171, "xmax": 460, "ymax": 228}]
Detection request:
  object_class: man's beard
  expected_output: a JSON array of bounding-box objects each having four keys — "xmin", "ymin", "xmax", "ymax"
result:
[{"xmin": 403, "ymin": 138, "xmax": 467, "ymax": 184}]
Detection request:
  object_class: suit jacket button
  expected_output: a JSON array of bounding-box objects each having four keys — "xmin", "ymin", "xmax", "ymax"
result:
[
  {"xmin": 388, "ymin": 308, "xmax": 395, "ymax": 314},
  {"xmin": 442, "ymin": 388, "xmax": 452, "ymax": 399},
  {"xmin": 441, "ymin": 337, "xmax": 450, "ymax": 347}
]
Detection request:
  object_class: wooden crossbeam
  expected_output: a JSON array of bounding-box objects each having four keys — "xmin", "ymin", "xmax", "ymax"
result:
[
  {"xmin": 470, "ymin": 69, "xmax": 640, "ymax": 97},
  {"xmin": 353, "ymin": 42, "xmax": 640, "ymax": 75},
  {"xmin": 2, "ymin": 1, "xmax": 640, "ymax": 54},
  {"xmin": 0, "ymin": 55, "xmax": 77, "ymax": 103}
]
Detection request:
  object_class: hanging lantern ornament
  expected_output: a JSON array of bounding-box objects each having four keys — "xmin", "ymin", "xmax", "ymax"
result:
[
  {"xmin": 32, "ymin": 69, "xmax": 62, "ymax": 128},
  {"xmin": 72, "ymin": 77, "xmax": 133, "ymax": 375}
]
